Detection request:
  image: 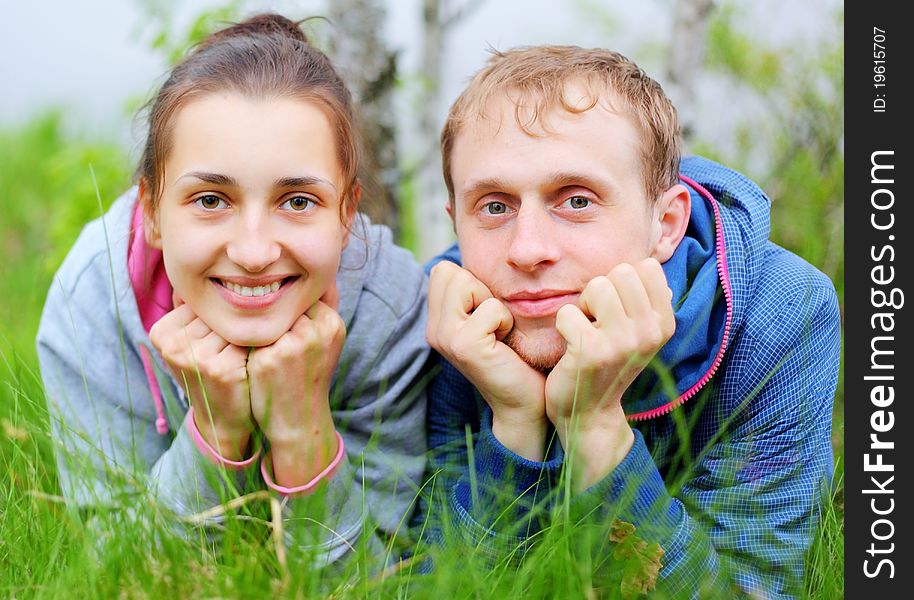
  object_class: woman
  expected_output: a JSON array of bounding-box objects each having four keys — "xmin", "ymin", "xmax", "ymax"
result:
[{"xmin": 36, "ymin": 13, "xmax": 427, "ymax": 566}]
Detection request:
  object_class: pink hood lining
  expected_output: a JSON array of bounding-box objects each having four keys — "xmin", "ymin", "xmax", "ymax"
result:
[{"xmin": 127, "ymin": 202, "xmax": 173, "ymax": 434}]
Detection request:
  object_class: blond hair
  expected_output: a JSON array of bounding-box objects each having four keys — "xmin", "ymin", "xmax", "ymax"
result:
[{"xmin": 441, "ymin": 45, "xmax": 680, "ymax": 203}]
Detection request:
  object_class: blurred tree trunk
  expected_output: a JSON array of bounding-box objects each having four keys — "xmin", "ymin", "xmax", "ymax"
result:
[
  {"xmin": 665, "ymin": 0, "xmax": 715, "ymax": 146},
  {"xmin": 416, "ymin": 0, "xmax": 449, "ymax": 260},
  {"xmin": 414, "ymin": 0, "xmax": 487, "ymax": 260},
  {"xmin": 327, "ymin": 0, "xmax": 400, "ymax": 232}
]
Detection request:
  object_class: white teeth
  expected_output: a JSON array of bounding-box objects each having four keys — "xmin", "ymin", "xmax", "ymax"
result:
[{"xmin": 220, "ymin": 280, "xmax": 283, "ymax": 297}]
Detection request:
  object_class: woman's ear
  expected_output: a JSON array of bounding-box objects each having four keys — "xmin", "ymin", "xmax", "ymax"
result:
[
  {"xmin": 649, "ymin": 183, "xmax": 691, "ymax": 263},
  {"xmin": 346, "ymin": 184, "xmax": 360, "ymax": 229},
  {"xmin": 139, "ymin": 180, "xmax": 162, "ymax": 249},
  {"xmin": 340, "ymin": 184, "xmax": 360, "ymax": 247}
]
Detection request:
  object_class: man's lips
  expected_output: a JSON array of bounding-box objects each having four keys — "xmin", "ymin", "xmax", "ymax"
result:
[{"xmin": 502, "ymin": 290, "xmax": 580, "ymax": 319}]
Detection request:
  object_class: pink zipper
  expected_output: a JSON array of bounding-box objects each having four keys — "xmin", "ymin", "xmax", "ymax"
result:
[{"xmin": 626, "ymin": 175, "xmax": 735, "ymax": 422}]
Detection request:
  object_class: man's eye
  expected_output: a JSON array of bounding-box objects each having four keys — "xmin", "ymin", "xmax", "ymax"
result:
[
  {"xmin": 484, "ymin": 201, "xmax": 507, "ymax": 215},
  {"xmin": 195, "ymin": 195, "xmax": 227, "ymax": 210},
  {"xmin": 566, "ymin": 196, "xmax": 591, "ymax": 209},
  {"xmin": 281, "ymin": 196, "xmax": 314, "ymax": 211}
]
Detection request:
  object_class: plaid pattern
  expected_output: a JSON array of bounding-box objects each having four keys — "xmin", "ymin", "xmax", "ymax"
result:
[{"xmin": 418, "ymin": 157, "xmax": 840, "ymax": 599}]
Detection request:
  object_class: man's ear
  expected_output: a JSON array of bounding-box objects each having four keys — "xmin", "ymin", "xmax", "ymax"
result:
[
  {"xmin": 445, "ymin": 200, "xmax": 456, "ymax": 233},
  {"xmin": 139, "ymin": 180, "xmax": 163, "ymax": 249},
  {"xmin": 649, "ymin": 183, "xmax": 691, "ymax": 263}
]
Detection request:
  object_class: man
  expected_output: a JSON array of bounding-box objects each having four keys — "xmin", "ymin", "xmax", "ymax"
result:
[{"xmin": 420, "ymin": 46, "xmax": 840, "ymax": 598}]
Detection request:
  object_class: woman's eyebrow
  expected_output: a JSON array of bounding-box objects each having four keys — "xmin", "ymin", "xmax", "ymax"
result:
[
  {"xmin": 177, "ymin": 171, "xmax": 237, "ymax": 186},
  {"xmin": 274, "ymin": 175, "xmax": 337, "ymax": 192}
]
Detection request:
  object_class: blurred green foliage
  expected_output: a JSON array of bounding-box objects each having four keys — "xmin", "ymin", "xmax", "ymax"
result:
[
  {"xmin": 695, "ymin": 7, "xmax": 844, "ymax": 461},
  {"xmin": 139, "ymin": 0, "xmax": 244, "ymax": 65},
  {"xmin": 0, "ymin": 113, "xmax": 131, "ymax": 357},
  {"xmin": 700, "ymin": 6, "xmax": 844, "ymax": 308}
]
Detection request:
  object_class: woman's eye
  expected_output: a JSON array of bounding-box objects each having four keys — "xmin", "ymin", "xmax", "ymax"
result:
[
  {"xmin": 565, "ymin": 196, "xmax": 591, "ymax": 209},
  {"xmin": 281, "ymin": 196, "xmax": 314, "ymax": 211},
  {"xmin": 484, "ymin": 201, "xmax": 507, "ymax": 215},
  {"xmin": 195, "ymin": 195, "xmax": 227, "ymax": 210}
]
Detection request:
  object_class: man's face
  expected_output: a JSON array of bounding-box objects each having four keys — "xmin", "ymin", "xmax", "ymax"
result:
[{"xmin": 449, "ymin": 93, "xmax": 660, "ymax": 370}]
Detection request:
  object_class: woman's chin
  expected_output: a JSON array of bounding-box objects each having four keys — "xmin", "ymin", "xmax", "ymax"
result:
[
  {"xmin": 196, "ymin": 310, "xmax": 302, "ymax": 348},
  {"xmin": 217, "ymin": 325, "xmax": 287, "ymax": 348}
]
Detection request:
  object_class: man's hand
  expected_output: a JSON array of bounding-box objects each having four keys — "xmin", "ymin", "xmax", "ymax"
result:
[
  {"xmin": 150, "ymin": 295, "xmax": 253, "ymax": 460},
  {"xmin": 545, "ymin": 259, "xmax": 675, "ymax": 490},
  {"xmin": 248, "ymin": 283, "xmax": 345, "ymax": 488},
  {"xmin": 427, "ymin": 261, "xmax": 548, "ymax": 460}
]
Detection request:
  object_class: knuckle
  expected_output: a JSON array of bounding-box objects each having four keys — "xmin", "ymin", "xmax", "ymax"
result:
[
  {"xmin": 642, "ymin": 326, "xmax": 665, "ymax": 351},
  {"xmin": 610, "ymin": 262, "xmax": 637, "ymax": 279},
  {"xmin": 430, "ymin": 260, "xmax": 455, "ymax": 280},
  {"xmin": 592, "ymin": 274, "xmax": 612, "ymax": 290},
  {"xmin": 556, "ymin": 303, "xmax": 576, "ymax": 322},
  {"xmin": 639, "ymin": 256, "xmax": 661, "ymax": 273}
]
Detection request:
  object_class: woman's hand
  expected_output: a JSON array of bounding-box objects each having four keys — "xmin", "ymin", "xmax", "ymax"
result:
[
  {"xmin": 149, "ymin": 296, "xmax": 254, "ymax": 460},
  {"xmin": 248, "ymin": 284, "xmax": 346, "ymax": 487}
]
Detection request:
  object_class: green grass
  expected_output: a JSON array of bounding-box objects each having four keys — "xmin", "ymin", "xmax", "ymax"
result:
[{"xmin": 0, "ymin": 114, "xmax": 844, "ymax": 598}]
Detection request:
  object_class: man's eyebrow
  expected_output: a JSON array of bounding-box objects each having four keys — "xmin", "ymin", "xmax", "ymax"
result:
[
  {"xmin": 274, "ymin": 175, "xmax": 337, "ymax": 191},
  {"xmin": 461, "ymin": 177, "xmax": 510, "ymax": 198},
  {"xmin": 544, "ymin": 171, "xmax": 615, "ymax": 192},
  {"xmin": 461, "ymin": 172, "xmax": 615, "ymax": 197},
  {"xmin": 177, "ymin": 171, "xmax": 238, "ymax": 186}
]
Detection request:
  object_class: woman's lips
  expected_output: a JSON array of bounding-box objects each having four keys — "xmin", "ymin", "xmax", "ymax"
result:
[
  {"xmin": 211, "ymin": 276, "xmax": 298, "ymax": 309},
  {"xmin": 503, "ymin": 292, "xmax": 580, "ymax": 319}
]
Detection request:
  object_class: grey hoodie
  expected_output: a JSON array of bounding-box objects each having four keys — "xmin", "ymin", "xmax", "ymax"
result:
[{"xmin": 36, "ymin": 189, "xmax": 429, "ymax": 565}]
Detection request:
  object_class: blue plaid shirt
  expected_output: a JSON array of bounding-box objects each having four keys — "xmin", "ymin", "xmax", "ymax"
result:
[{"xmin": 417, "ymin": 157, "xmax": 840, "ymax": 598}]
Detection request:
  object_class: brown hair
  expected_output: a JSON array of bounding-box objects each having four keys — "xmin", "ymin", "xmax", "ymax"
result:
[
  {"xmin": 441, "ymin": 45, "xmax": 681, "ymax": 204},
  {"xmin": 136, "ymin": 13, "xmax": 360, "ymax": 221}
]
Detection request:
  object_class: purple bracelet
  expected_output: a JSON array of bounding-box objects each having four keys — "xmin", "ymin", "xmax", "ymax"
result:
[{"xmin": 260, "ymin": 431, "xmax": 346, "ymax": 497}]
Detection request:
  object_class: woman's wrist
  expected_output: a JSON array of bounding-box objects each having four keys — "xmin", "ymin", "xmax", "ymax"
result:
[
  {"xmin": 261, "ymin": 430, "xmax": 345, "ymax": 497},
  {"xmin": 187, "ymin": 409, "xmax": 258, "ymax": 467},
  {"xmin": 266, "ymin": 410, "xmax": 339, "ymax": 488}
]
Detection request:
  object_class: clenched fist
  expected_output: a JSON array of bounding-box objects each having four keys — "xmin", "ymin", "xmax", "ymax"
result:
[
  {"xmin": 249, "ymin": 283, "xmax": 344, "ymax": 487},
  {"xmin": 427, "ymin": 261, "xmax": 548, "ymax": 460},
  {"xmin": 546, "ymin": 259, "xmax": 675, "ymax": 490},
  {"xmin": 149, "ymin": 295, "xmax": 253, "ymax": 460}
]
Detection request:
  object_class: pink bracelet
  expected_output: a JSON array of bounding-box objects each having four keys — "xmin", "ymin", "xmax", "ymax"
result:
[
  {"xmin": 260, "ymin": 431, "xmax": 346, "ymax": 498},
  {"xmin": 185, "ymin": 408, "xmax": 260, "ymax": 471}
]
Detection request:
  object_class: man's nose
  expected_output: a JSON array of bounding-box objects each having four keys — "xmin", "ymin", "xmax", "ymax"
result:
[
  {"xmin": 506, "ymin": 203, "xmax": 560, "ymax": 272},
  {"xmin": 225, "ymin": 211, "xmax": 281, "ymax": 272}
]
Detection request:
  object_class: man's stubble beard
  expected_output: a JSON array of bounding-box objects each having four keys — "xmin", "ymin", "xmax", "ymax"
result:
[{"xmin": 502, "ymin": 327, "xmax": 566, "ymax": 373}]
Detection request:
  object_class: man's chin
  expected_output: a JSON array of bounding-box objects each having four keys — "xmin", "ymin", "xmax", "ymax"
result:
[{"xmin": 502, "ymin": 328, "xmax": 565, "ymax": 372}]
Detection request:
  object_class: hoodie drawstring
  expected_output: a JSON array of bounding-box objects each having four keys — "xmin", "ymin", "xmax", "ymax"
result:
[{"xmin": 140, "ymin": 345, "xmax": 169, "ymax": 435}]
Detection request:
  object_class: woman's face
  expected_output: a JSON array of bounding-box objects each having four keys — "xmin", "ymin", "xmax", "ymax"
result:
[{"xmin": 145, "ymin": 93, "xmax": 350, "ymax": 347}]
